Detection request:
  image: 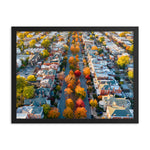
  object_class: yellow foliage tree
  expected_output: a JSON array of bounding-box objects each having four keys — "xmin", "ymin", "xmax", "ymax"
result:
[
  {"xmin": 128, "ymin": 70, "xmax": 134, "ymax": 79},
  {"xmin": 66, "ymin": 98, "xmax": 74, "ymax": 109},
  {"xmin": 27, "ymin": 75, "xmax": 36, "ymax": 81},
  {"xmin": 74, "ymin": 107, "xmax": 87, "ymax": 119},
  {"xmin": 27, "ymin": 34, "xmax": 33, "ymax": 38},
  {"xmin": 75, "ymin": 85, "xmax": 86, "ymax": 99},
  {"xmin": 63, "ymin": 107, "xmax": 74, "ymax": 119},
  {"xmin": 83, "ymin": 67, "xmax": 90, "ymax": 76},
  {"xmin": 64, "ymin": 45, "xmax": 69, "ymax": 51},
  {"xmin": 17, "ymin": 32, "xmax": 25, "ymax": 39},
  {"xmin": 117, "ymin": 55, "xmax": 130, "ymax": 68},
  {"xmin": 29, "ymin": 39, "xmax": 36, "ymax": 48}
]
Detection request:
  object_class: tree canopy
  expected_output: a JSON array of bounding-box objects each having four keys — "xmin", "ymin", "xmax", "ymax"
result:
[
  {"xmin": 128, "ymin": 70, "xmax": 134, "ymax": 79},
  {"xmin": 63, "ymin": 107, "xmax": 74, "ymax": 119},
  {"xmin": 117, "ymin": 55, "xmax": 130, "ymax": 68},
  {"xmin": 23, "ymin": 86, "xmax": 35, "ymax": 99},
  {"xmin": 27, "ymin": 75, "xmax": 36, "ymax": 81},
  {"xmin": 74, "ymin": 107, "xmax": 87, "ymax": 119},
  {"xmin": 41, "ymin": 39, "xmax": 50, "ymax": 48}
]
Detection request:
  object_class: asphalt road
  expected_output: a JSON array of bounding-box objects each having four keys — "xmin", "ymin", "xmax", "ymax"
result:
[{"xmin": 58, "ymin": 35, "xmax": 91, "ymax": 119}]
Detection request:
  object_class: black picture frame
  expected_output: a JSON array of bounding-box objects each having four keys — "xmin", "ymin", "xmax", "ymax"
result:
[{"xmin": 12, "ymin": 26, "xmax": 138, "ymax": 123}]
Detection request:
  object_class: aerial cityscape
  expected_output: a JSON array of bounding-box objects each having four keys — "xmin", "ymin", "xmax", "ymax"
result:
[{"xmin": 16, "ymin": 31, "xmax": 134, "ymax": 119}]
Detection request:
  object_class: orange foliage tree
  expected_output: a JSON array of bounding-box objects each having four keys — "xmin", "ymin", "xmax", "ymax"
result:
[
  {"xmin": 70, "ymin": 44, "xmax": 80, "ymax": 55},
  {"xmin": 64, "ymin": 87, "xmax": 73, "ymax": 96},
  {"xmin": 65, "ymin": 70, "xmax": 76, "ymax": 85},
  {"xmin": 63, "ymin": 107, "xmax": 74, "ymax": 119},
  {"xmin": 69, "ymin": 56, "xmax": 74, "ymax": 64},
  {"xmin": 83, "ymin": 67, "xmax": 90, "ymax": 76},
  {"xmin": 74, "ymin": 107, "xmax": 87, "ymax": 119},
  {"xmin": 75, "ymin": 38, "xmax": 78, "ymax": 42},
  {"xmin": 67, "ymin": 83, "xmax": 74, "ymax": 90},
  {"xmin": 66, "ymin": 98, "xmax": 74, "ymax": 109},
  {"xmin": 89, "ymin": 99, "xmax": 98, "ymax": 108},
  {"xmin": 47, "ymin": 108, "xmax": 60, "ymax": 118}
]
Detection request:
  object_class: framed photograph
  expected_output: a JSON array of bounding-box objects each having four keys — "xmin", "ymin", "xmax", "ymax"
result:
[{"xmin": 12, "ymin": 27, "xmax": 138, "ymax": 123}]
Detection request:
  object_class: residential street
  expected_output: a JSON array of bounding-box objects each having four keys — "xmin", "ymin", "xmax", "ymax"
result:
[{"xmin": 59, "ymin": 36, "xmax": 91, "ymax": 119}]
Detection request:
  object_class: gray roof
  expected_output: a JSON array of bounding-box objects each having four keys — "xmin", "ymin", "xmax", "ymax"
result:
[
  {"xmin": 112, "ymin": 108, "xmax": 132, "ymax": 117},
  {"xmin": 36, "ymin": 87, "xmax": 50, "ymax": 96},
  {"xmin": 24, "ymin": 97, "xmax": 47, "ymax": 106},
  {"xmin": 17, "ymin": 106, "xmax": 43, "ymax": 115}
]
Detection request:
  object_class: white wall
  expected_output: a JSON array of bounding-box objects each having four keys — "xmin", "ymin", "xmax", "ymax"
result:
[{"xmin": 0, "ymin": 1, "xmax": 149, "ymax": 150}]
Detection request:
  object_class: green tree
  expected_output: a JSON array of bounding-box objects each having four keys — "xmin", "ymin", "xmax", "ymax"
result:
[
  {"xmin": 56, "ymin": 85, "xmax": 61, "ymax": 91},
  {"xmin": 98, "ymin": 48, "xmax": 103, "ymax": 54},
  {"xmin": 43, "ymin": 104, "xmax": 51, "ymax": 116},
  {"xmin": 41, "ymin": 39, "xmax": 50, "ymax": 49},
  {"xmin": 23, "ymin": 86, "xmax": 35, "ymax": 99},
  {"xmin": 16, "ymin": 75, "xmax": 27, "ymax": 91}
]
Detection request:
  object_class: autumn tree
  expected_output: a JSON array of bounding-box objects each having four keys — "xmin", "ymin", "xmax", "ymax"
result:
[
  {"xmin": 69, "ymin": 56, "xmax": 75, "ymax": 64},
  {"xmin": 75, "ymin": 85, "xmax": 86, "ymax": 99},
  {"xmin": 91, "ymin": 46, "xmax": 98, "ymax": 50},
  {"xmin": 66, "ymin": 98, "xmax": 74, "ymax": 109},
  {"xmin": 128, "ymin": 70, "xmax": 133, "ymax": 79},
  {"xmin": 67, "ymin": 83, "xmax": 74, "ymax": 90},
  {"xmin": 64, "ymin": 45, "xmax": 69, "ymax": 51},
  {"xmin": 70, "ymin": 44, "xmax": 80, "ymax": 55},
  {"xmin": 89, "ymin": 99, "xmax": 98, "ymax": 108},
  {"xmin": 17, "ymin": 40, "xmax": 25, "ymax": 52},
  {"xmin": 99, "ymin": 37, "xmax": 105, "ymax": 43},
  {"xmin": 63, "ymin": 107, "xmax": 74, "ymax": 119},
  {"xmin": 17, "ymin": 32, "xmax": 25, "ymax": 39},
  {"xmin": 117, "ymin": 55, "xmax": 130, "ymax": 69},
  {"xmin": 74, "ymin": 70, "xmax": 81, "ymax": 78},
  {"xmin": 64, "ymin": 87, "xmax": 73, "ymax": 96},
  {"xmin": 65, "ymin": 70, "xmax": 76, "ymax": 85},
  {"xmin": 41, "ymin": 39, "xmax": 50, "ymax": 49},
  {"xmin": 76, "ymin": 98, "xmax": 85, "ymax": 108},
  {"xmin": 128, "ymin": 44, "xmax": 134, "ymax": 54},
  {"xmin": 29, "ymin": 39, "xmax": 36, "ymax": 48},
  {"xmin": 27, "ymin": 75, "xmax": 36, "ymax": 81},
  {"xmin": 47, "ymin": 108, "xmax": 60, "ymax": 118},
  {"xmin": 42, "ymin": 49, "xmax": 50, "ymax": 58},
  {"xmin": 119, "ymin": 32, "xmax": 126, "ymax": 37},
  {"xmin": 85, "ymin": 75, "xmax": 91, "ymax": 80},
  {"xmin": 23, "ymin": 86, "xmax": 35, "ymax": 99},
  {"xmin": 83, "ymin": 67, "xmax": 90, "ymax": 76},
  {"xmin": 74, "ymin": 107, "xmax": 87, "ymax": 119},
  {"xmin": 27, "ymin": 34, "xmax": 33, "ymax": 38}
]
